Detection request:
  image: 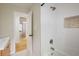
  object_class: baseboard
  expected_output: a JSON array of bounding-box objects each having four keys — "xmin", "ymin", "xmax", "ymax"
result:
[{"xmin": 54, "ymin": 49, "xmax": 70, "ymax": 56}]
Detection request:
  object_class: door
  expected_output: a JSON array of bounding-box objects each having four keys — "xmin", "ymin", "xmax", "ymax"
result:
[{"xmin": 27, "ymin": 11, "xmax": 33, "ymax": 56}]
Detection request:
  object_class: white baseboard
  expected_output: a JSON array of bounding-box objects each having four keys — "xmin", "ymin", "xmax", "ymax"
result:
[{"xmin": 54, "ymin": 49, "xmax": 70, "ymax": 56}]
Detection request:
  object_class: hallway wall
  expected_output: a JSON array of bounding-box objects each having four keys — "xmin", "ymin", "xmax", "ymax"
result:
[{"xmin": 31, "ymin": 4, "xmax": 41, "ymax": 56}]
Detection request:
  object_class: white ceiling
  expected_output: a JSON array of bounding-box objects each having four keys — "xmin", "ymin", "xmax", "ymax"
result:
[{"xmin": 0, "ymin": 3, "xmax": 33, "ymax": 9}]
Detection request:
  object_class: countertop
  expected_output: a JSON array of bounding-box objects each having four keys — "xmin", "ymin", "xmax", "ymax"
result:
[{"xmin": 0, "ymin": 37, "xmax": 10, "ymax": 50}]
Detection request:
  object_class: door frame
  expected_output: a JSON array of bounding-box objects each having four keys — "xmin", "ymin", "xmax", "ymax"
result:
[{"xmin": 13, "ymin": 11, "xmax": 33, "ymax": 55}]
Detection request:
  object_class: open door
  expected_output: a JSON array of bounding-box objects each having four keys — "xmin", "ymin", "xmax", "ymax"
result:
[{"xmin": 27, "ymin": 11, "xmax": 33, "ymax": 56}]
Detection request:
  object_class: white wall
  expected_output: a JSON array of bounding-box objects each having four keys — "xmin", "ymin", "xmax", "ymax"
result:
[
  {"xmin": 41, "ymin": 3, "xmax": 79, "ymax": 56},
  {"xmin": 54, "ymin": 3, "xmax": 79, "ymax": 56},
  {"xmin": 31, "ymin": 4, "xmax": 41, "ymax": 56}
]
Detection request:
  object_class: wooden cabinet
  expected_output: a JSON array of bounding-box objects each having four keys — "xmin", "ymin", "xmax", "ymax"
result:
[
  {"xmin": 0, "ymin": 43, "xmax": 10, "ymax": 56},
  {"xmin": 0, "ymin": 50, "xmax": 1, "ymax": 56}
]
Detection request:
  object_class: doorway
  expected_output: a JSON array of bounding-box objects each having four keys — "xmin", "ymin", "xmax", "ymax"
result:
[{"xmin": 13, "ymin": 11, "xmax": 32, "ymax": 56}]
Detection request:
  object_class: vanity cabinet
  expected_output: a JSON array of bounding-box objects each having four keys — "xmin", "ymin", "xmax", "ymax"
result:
[
  {"xmin": 0, "ymin": 50, "xmax": 1, "ymax": 56},
  {"xmin": 0, "ymin": 42, "xmax": 10, "ymax": 56},
  {"xmin": 0, "ymin": 37, "xmax": 10, "ymax": 56}
]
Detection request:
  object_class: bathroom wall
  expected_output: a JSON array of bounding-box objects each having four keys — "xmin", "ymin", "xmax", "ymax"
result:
[
  {"xmin": 31, "ymin": 4, "xmax": 41, "ymax": 56},
  {"xmin": 41, "ymin": 3, "xmax": 79, "ymax": 56},
  {"xmin": 54, "ymin": 3, "xmax": 79, "ymax": 56}
]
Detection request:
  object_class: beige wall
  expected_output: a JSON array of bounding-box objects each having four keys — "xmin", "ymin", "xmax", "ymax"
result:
[
  {"xmin": 0, "ymin": 7, "xmax": 13, "ymax": 38},
  {"xmin": 31, "ymin": 4, "xmax": 41, "ymax": 56}
]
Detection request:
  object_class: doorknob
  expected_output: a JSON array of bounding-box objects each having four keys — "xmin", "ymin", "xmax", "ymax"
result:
[{"xmin": 29, "ymin": 35, "xmax": 33, "ymax": 36}]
